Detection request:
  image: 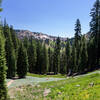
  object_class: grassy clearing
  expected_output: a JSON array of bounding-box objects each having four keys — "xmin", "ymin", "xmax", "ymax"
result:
[
  {"xmin": 9, "ymin": 72, "xmax": 100, "ymax": 100},
  {"xmin": 7, "ymin": 76, "xmax": 65, "ymax": 88},
  {"xmin": 27, "ymin": 73, "xmax": 66, "ymax": 78}
]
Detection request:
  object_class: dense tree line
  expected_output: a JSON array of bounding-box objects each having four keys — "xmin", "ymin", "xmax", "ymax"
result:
[
  {"xmin": 0, "ymin": 0, "xmax": 100, "ymax": 77},
  {"xmin": 0, "ymin": 0, "xmax": 100, "ymax": 99}
]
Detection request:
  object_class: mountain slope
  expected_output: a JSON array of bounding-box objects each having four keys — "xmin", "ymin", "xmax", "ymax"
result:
[{"xmin": 15, "ymin": 30, "xmax": 67, "ymax": 41}]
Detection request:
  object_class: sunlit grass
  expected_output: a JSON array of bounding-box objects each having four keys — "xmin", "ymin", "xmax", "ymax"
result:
[
  {"xmin": 9, "ymin": 72, "xmax": 100, "ymax": 100},
  {"xmin": 27, "ymin": 73, "xmax": 66, "ymax": 78}
]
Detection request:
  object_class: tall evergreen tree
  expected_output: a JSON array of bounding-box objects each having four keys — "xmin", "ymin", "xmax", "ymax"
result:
[
  {"xmin": 17, "ymin": 42, "xmax": 28, "ymax": 78},
  {"xmin": 60, "ymin": 51, "xmax": 66, "ymax": 74},
  {"xmin": 79, "ymin": 36, "xmax": 88, "ymax": 73},
  {"xmin": 71, "ymin": 43, "xmax": 77, "ymax": 74},
  {"xmin": 23, "ymin": 37, "xmax": 29, "ymax": 50},
  {"xmin": 74, "ymin": 19, "xmax": 81, "ymax": 47},
  {"xmin": 10, "ymin": 25, "xmax": 18, "ymax": 54},
  {"xmin": 36, "ymin": 41, "xmax": 43, "ymax": 74},
  {"xmin": 28, "ymin": 38, "xmax": 37, "ymax": 73},
  {"xmin": 90, "ymin": 0, "xmax": 100, "ymax": 67},
  {"xmin": 3, "ymin": 22, "xmax": 16, "ymax": 78},
  {"xmin": 53, "ymin": 37, "xmax": 61, "ymax": 74},
  {"xmin": 88, "ymin": 38, "xmax": 96, "ymax": 71},
  {"xmin": 0, "ymin": 24, "xmax": 8, "ymax": 100},
  {"xmin": 48, "ymin": 47, "xmax": 53, "ymax": 72},
  {"xmin": 65, "ymin": 39, "xmax": 71, "ymax": 74},
  {"xmin": 0, "ymin": 1, "xmax": 8, "ymax": 99},
  {"xmin": 74, "ymin": 19, "xmax": 82, "ymax": 72},
  {"xmin": 41, "ymin": 44, "xmax": 48, "ymax": 74}
]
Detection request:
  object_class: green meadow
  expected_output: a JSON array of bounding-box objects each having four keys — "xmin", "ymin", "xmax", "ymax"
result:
[{"xmin": 9, "ymin": 71, "xmax": 100, "ymax": 100}]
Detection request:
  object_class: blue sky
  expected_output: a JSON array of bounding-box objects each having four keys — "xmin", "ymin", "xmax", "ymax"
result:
[{"xmin": 1, "ymin": 0, "xmax": 95, "ymax": 37}]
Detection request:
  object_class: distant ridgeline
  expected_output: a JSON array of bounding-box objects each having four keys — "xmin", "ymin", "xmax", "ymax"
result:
[
  {"xmin": 15, "ymin": 29, "xmax": 91, "ymax": 42},
  {"xmin": 15, "ymin": 29, "xmax": 67, "ymax": 41},
  {"xmin": 14, "ymin": 29, "xmax": 91, "ymax": 48}
]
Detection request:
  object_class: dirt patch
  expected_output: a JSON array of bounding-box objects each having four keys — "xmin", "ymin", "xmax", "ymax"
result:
[
  {"xmin": 7, "ymin": 80, "xmax": 14, "ymax": 87},
  {"xmin": 43, "ymin": 88, "xmax": 51, "ymax": 97}
]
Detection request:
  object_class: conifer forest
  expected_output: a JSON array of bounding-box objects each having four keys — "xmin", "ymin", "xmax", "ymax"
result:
[{"xmin": 0, "ymin": 0, "xmax": 100, "ymax": 100}]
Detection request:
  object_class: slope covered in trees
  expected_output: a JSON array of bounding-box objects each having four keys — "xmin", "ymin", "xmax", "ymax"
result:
[
  {"xmin": 0, "ymin": 0, "xmax": 100, "ymax": 78},
  {"xmin": 0, "ymin": 0, "xmax": 100, "ymax": 99}
]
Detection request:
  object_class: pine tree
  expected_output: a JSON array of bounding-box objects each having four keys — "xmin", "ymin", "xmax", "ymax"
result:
[
  {"xmin": 0, "ymin": 1, "xmax": 8, "ymax": 99},
  {"xmin": 3, "ymin": 22, "xmax": 16, "ymax": 78},
  {"xmin": 17, "ymin": 42, "xmax": 28, "ymax": 78},
  {"xmin": 88, "ymin": 38, "xmax": 96, "ymax": 71},
  {"xmin": 10, "ymin": 25, "xmax": 18, "ymax": 54},
  {"xmin": 79, "ymin": 36, "xmax": 88, "ymax": 73},
  {"xmin": 36, "ymin": 41, "xmax": 43, "ymax": 74},
  {"xmin": 28, "ymin": 38, "xmax": 37, "ymax": 73},
  {"xmin": 90, "ymin": 0, "xmax": 100, "ymax": 67},
  {"xmin": 23, "ymin": 37, "xmax": 29, "ymax": 50},
  {"xmin": 41, "ymin": 44, "xmax": 48, "ymax": 74},
  {"xmin": 65, "ymin": 39, "xmax": 71, "ymax": 74},
  {"xmin": 71, "ymin": 43, "xmax": 77, "ymax": 75},
  {"xmin": 74, "ymin": 19, "xmax": 82, "ymax": 72},
  {"xmin": 53, "ymin": 37, "xmax": 61, "ymax": 74},
  {"xmin": 74, "ymin": 19, "xmax": 81, "ymax": 47},
  {"xmin": 60, "ymin": 51, "xmax": 66, "ymax": 74},
  {"xmin": 48, "ymin": 47, "xmax": 53, "ymax": 72},
  {"xmin": 0, "ymin": 26, "xmax": 8, "ymax": 100}
]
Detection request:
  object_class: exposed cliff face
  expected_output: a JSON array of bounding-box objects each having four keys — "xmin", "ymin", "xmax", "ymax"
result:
[{"xmin": 15, "ymin": 29, "xmax": 67, "ymax": 41}]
